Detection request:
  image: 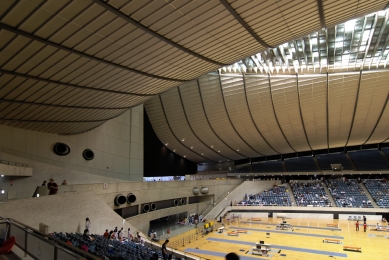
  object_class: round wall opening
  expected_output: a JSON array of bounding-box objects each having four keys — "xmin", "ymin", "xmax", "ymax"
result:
[
  {"xmin": 127, "ymin": 193, "xmax": 136, "ymax": 203},
  {"xmin": 173, "ymin": 199, "xmax": 179, "ymax": 206},
  {"xmin": 82, "ymin": 149, "xmax": 94, "ymax": 160},
  {"xmin": 114, "ymin": 194, "xmax": 126, "ymax": 206},
  {"xmin": 150, "ymin": 203, "xmax": 157, "ymax": 211},
  {"xmin": 53, "ymin": 143, "xmax": 70, "ymax": 156},
  {"xmin": 179, "ymin": 198, "xmax": 185, "ymax": 205},
  {"xmin": 143, "ymin": 204, "xmax": 150, "ymax": 212}
]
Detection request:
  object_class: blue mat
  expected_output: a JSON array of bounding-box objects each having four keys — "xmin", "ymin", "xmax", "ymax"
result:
[
  {"xmin": 206, "ymin": 238, "xmax": 348, "ymax": 258},
  {"xmin": 229, "ymin": 226, "xmax": 344, "ymax": 239},
  {"xmin": 185, "ymin": 248, "xmax": 267, "ymax": 260}
]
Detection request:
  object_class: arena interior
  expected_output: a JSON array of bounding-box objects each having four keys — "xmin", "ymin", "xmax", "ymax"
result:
[{"xmin": 1, "ymin": 1, "xmax": 389, "ymax": 260}]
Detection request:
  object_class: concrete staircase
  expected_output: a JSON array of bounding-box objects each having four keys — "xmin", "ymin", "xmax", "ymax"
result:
[
  {"xmin": 359, "ymin": 182, "xmax": 378, "ymax": 208},
  {"xmin": 285, "ymin": 183, "xmax": 297, "ymax": 206},
  {"xmin": 282, "ymin": 161, "xmax": 287, "ymax": 172},
  {"xmin": 313, "ymin": 157, "xmax": 322, "ymax": 171},
  {"xmin": 322, "ymin": 181, "xmax": 336, "ymax": 206},
  {"xmin": 345, "ymin": 153, "xmax": 358, "ymax": 171}
]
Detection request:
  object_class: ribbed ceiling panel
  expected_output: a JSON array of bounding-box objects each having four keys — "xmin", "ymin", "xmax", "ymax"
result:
[
  {"xmin": 327, "ymin": 74, "xmax": 359, "ymax": 147},
  {"xmin": 144, "ymin": 96, "xmax": 209, "ymax": 163},
  {"xmin": 0, "ymin": 0, "xmax": 387, "ymax": 134},
  {"xmin": 245, "ymin": 75, "xmax": 294, "ymax": 154},
  {"xmin": 160, "ymin": 88, "xmax": 220, "ymax": 162},
  {"xmin": 271, "ymin": 76, "xmax": 311, "ymax": 151},
  {"xmin": 298, "ymin": 75, "xmax": 328, "ymax": 150},
  {"xmin": 148, "ymin": 70, "xmax": 389, "ymax": 163},
  {"xmin": 348, "ymin": 72, "xmax": 389, "ymax": 145},
  {"xmin": 198, "ymin": 74, "xmax": 258, "ymax": 158},
  {"xmin": 220, "ymin": 75, "xmax": 275, "ymax": 155},
  {"xmin": 179, "ymin": 81, "xmax": 242, "ymax": 160}
]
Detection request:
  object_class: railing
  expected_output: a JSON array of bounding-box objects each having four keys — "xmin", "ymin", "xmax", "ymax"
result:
[
  {"xmin": 146, "ymin": 238, "xmax": 210, "ymax": 260},
  {"xmin": 0, "ymin": 217, "xmax": 99, "ymax": 260},
  {"xmin": 0, "ymin": 159, "xmax": 28, "ymax": 167}
]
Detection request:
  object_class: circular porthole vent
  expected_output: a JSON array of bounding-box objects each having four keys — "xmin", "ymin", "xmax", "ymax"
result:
[
  {"xmin": 114, "ymin": 194, "xmax": 127, "ymax": 206},
  {"xmin": 173, "ymin": 199, "xmax": 179, "ymax": 206},
  {"xmin": 193, "ymin": 187, "xmax": 200, "ymax": 195},
  {"xmin": 82, "ymin": 149, "xmax": 94, "ymax": 160},
  {"xmin": 127, "ymin": 193, "xmax": 137, "ymax": 203},
  {"xmin": 53, "ymin": 143, "xmax": 70, "ymax": 156},
  {"xmin": 143, "ymin": 204, "xmax": 150, "ymax": 213},
  {"xmin": 179, "ymin": 198, "xmax": 185, "ymax": 205},
  {"xmin": 150, "ymin": 203, "xmax": 157, "ymax": 211}
]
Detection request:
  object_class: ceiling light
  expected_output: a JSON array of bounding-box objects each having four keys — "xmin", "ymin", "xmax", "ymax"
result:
[
  {"xmin": 173, "ymin": 149, "xmax": 176, "ymax": 152},
  {"xmin": 1, "ymin": 175, "xmax": 3, "ymax": 177},
  {"xmin": 237, "ymin": 149, "xmax": 239, "ymax": 151},
  {"xmin": 184, "ymin": 155, "xmax": 186, "ymax": 158},
  {"xmin": 211, "ymin": 146, "xmax": 214, "ymax": 148},
  {"xmin": 181, "ymin": 138, "xmax": 185, "ymax": 142},
  {"xmin": 218, "ymin": 150, "xmax": 220, "ymax": 153},
  {"xmin": 165, "ymin": 143, "xmax": 168, "ymax": 146},
  {"xmin": 190, "ymin": 146, "xmax": 193, "ymax": 149},
  {"xmin": 201, "ymin": 153, "xmax": 204, "ymax": 155}
]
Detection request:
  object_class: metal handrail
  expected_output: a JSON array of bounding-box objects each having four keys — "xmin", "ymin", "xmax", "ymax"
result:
[
  {"xmin": 0, "ymin": 159, "xmax": 28, "ymax": 167},
  {"xmin": 0, "ymin": 217, "xmax": 99, "ymax": 260}
]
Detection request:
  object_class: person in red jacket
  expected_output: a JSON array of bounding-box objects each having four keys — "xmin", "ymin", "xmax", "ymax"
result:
[
  {"xmin": 355, "ymin": 220, "xmax": 359, "ymax": 231},
  {"xmin": 363, "ymin": 223, "xmax": 367, "ymax": 232}
]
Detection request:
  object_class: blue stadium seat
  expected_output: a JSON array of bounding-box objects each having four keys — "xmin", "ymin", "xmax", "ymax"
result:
[
  {"xmin": 348, "ymin": 149, "xmax": 389, "ymax": 171},
  {"xmin": 252, "ymin": 160, "xmax": 283, "ymax": 173},
  {"xmin": 285, "ymin": 157, "xmax": 319, "ymax": 172}
]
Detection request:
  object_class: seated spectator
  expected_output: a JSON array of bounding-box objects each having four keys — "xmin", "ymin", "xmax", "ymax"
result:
[
  {"xmin": 62, "ymin": 180, "xmax": 67, "ymax": 185},
  {"xmin": 103, "ymin": 229, "xmax": 109, "ymax": 238},
  {"xmin": 83, "ymin": 229, "xmax": 94, "ymax": 241}
]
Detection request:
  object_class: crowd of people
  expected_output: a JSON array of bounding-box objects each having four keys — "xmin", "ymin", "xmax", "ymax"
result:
[
  {"xmin": 290, "ymin": 181, "xmax": 332, "ymax": 207},
  {"xmin": 177, "ymin": 213, "xmax": 205, "ymax": 227}
]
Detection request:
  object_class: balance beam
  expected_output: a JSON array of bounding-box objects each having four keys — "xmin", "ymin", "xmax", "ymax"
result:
[
  {"xmin": 343, "ymin": 246, "xmax": 361, "ymax": 252},
  {"xmin": 323, "ymin": 238, "xmax": 341, "ymax": 244}
]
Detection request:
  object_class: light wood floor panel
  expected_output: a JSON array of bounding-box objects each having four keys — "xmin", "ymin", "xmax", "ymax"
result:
[{"xmin": 167, "ymin": 218, "xmax": 389, "ymax": 260}]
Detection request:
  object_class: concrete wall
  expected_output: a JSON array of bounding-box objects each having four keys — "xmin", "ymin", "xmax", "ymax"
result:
[
  {"xmin": 206, "ymin": 180, "xmax": 281, "ymax": 219},
  {"xmin": 0, "ymin": 151, "xmax": 124, "ymax": 201},
  {"xmin": 0, "ymin": 104, "xmax": 144, "ymax": 181},
  {"xmin": 0, "ymin": 191, "xmax": 138, "ymax": 235},
  {"xmin": 54, "ymin": 179, "xmax": 243, "ymax": 210},
  {"xmin": 126, "ymin": 202, "xmax": 209, "ymax": 234}
]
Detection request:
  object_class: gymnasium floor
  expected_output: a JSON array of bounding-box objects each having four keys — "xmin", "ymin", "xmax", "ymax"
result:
[{"xmin": 168, "ymin": 218, "xmax": 388, "ymax": 260}]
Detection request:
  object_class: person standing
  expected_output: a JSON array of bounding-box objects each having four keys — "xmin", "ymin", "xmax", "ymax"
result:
[
  {"xmin": 355, "ymin": 220, "xmax": 359, "ymax": 231},
  {"xmin": 363, "ymin": 222, "xmax": 367, "ymax": 232},
  {"xmin": 128, "ymin": 228, "xmax": 131, "ymax": 239},
  {"xmin": 47, "ymin": 179, "xmax": 58, "ymax": 195},
  {"xmin": 167, "ymin": 228, "xmax": 170, "ymax": 238},
  {"xmin": 85, "ymin": 218, "xmax": 91, "ymax": 233},
  {"xmin": 162, "ymin": 239, "xmax": 169, "ymax": 260},
  {"xmin": 363, "ymin": 215, "xmax": 366, "ymax": 224}
]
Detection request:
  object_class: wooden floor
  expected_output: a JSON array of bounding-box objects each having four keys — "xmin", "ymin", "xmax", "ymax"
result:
[{"xmin": 166, "ymin": 218, "xmax": 388, "ymax": 260}]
